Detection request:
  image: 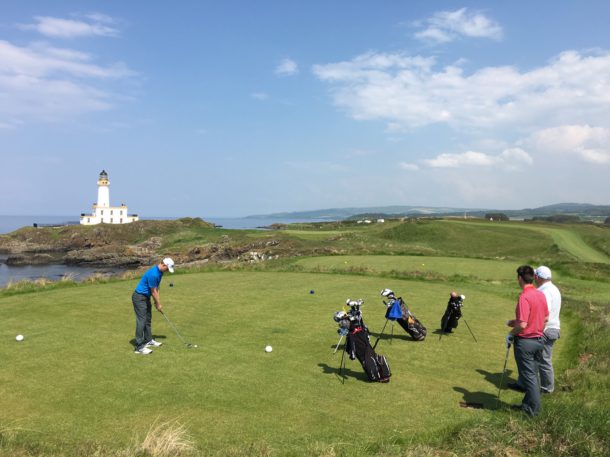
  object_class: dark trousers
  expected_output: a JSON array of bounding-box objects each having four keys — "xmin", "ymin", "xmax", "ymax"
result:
[
  {"xmin": 132, "ymin": 292, "xmax": 152, "ymax": 350},
  {"xmin": 514, "ymin": 336, "xmax": 544, "ymax": 416}
]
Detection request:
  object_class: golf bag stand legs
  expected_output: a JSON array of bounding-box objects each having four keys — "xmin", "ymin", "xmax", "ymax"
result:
[
  {"xmin": 334, "ymin": 333, "xmax": 345, "ymax": 354},
  {"xmin": 462, "ymin": 317, "xmax": 478, "ymax": 342},
  {"xmin": 339, "ymin": 345, "xmax": 347, "ymax": 384},
  {"xmin": 373, "ymin": 319, "xmax": 391, "ymax": 349}
]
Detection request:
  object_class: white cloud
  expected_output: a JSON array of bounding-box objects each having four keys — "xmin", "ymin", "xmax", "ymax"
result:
[
  {"xmin": 424, "ymin": 148, "xmax": 532, "ymax": 168},
  {"xmin": 19, "ymin": 15, "xmax": 119, "ymax": 38},
  {"xmin": 275, "ymin": 58, "xmax": 299, "ymax": 76},
  {"xmin": 399, "ymin": 162, "xmax": 419, "ymax": 171},
  {"xmin": 528, "ymin": 124, "xmax": 610, "ymax": 164},
  {"xmin": 313, "ymin": 50, "xmax": 610, "ymax": 132},
  {"xmin": 251, "ymin": 92, "xmax": 269, "ymax": 100},
  {"xmin": 415, "ymin": 8, "xmax": 502, "ymax": 44},
  {"xmin": 0, "ymin": 39, "xmax": 134, "ymax": 122}
]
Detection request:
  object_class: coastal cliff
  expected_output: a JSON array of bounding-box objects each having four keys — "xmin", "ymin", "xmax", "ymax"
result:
[
  {"xmin": 0, "ymin": 217, "xmax": 298, "ymax": 270},
  {"xmin": 0, "ymin": 218, "xmax": 213, "ymax": 268}
]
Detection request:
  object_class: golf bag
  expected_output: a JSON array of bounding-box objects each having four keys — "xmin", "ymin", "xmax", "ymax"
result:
[
  {"xmin": 346, "ymin": 328, "xmax": 391, "ymax": 382},
  {"xmin": 382, "ymin": 293, "xmax": 427, "ymax": 341},
  {"xmin": 440, "ymin": 293, "xmax": 464, "ymax": 333},
  {"xmin": 334, "ymin": 299, "xmax": 391, "ymax": 382}
]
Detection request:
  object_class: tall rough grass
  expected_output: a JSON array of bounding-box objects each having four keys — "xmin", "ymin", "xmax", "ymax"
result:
[
  {"xmin": 137, "ymin": 419, "xmax": 196, "ymax": 457},
  {"xmin": 0, "ymin": 419, "xmax": 196, "ymax": 457}
]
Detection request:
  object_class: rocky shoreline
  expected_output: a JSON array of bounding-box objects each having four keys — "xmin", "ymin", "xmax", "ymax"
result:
[{"xmin": 0, "ymin": 218, "xmax": 286, "ymax": 270}]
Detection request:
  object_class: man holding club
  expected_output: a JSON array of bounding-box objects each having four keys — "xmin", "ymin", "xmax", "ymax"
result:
[
  {"xmin": 505, "ymin": 265, "xmax": 549, "ymax": 416},
  {"xmin": 131, "ymin": 258, "xmax": 175, "ymax": 355}
]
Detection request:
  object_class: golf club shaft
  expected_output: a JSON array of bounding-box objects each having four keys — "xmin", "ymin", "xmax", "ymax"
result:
[
  {"xmin": 462, "ymin": 318, "xmax": 478, "ymax": 342},
  {"xmin": 496, "ymin": 344, "xmax": 511, "ymax": 409},
  {"xmin": 160, "ymin": 311, "xmax": 188, "ymax": 345}
]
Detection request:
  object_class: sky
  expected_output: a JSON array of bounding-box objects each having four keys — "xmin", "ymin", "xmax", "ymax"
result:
[{"xmin": 1, "ymin": 0, "xmax": 610, "ymax": 217}]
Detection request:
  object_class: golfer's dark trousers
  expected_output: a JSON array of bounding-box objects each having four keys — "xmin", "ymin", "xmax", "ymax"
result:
[
  {"xmin": 132, "ymin": 292, "xmax": 153, "ymax": 350},
  {"xmin": 513, "ymin": 336, "xmax": 544, "ymax": 416}
]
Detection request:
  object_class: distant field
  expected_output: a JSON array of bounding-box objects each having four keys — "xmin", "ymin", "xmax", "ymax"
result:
[
  {"xmin": 293, "ymin": 255, "xmax": 517, "ymax": 281},
  {"xmin": 440, "ymin": 220, "xmax": 610, "ymax": 264}
]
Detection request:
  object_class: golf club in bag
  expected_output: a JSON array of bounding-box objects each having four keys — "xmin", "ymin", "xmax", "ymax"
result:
[
  {"xmin": 333, "ymin": 299, "xmax": 391, "ymax": 383},
  {"xmin": 377, "ymin": 289, "xmax": 427, "ymax": 342},
  {"xmin": 440, "ymin": 292, "xmax": 477, "ymax": 342},
  {"xmin": 160, "ymin": 310, "xmax": 198, "ymax": 348}
]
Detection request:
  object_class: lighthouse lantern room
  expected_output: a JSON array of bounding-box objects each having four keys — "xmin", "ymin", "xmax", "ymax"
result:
[{"xmin": 80, "ymin": 170, "xmax": 139, "ymax": 225}]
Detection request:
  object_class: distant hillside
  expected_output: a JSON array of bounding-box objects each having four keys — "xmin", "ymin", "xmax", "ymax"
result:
[
  {"xmin": 247, "ymin": 205, "xmax": 486, "ymax": 220},
  {"xmin": 248, "ymin": 203, "xmax": 610, "ymax": 221}
]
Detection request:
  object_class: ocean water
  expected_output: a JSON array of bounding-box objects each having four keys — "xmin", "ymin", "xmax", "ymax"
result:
[
  {"xmin": 0, "ymin": 257, "xmax": 122, "ymax": 288},
  {"xmin": 0, "ymin": 215, "xmax": 331, "ymax": 234}
]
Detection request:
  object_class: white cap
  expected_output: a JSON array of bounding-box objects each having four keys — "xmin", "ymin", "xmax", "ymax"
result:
[
  {"xmin": 535, "ymin": 265, "xmax": 551, "ymax": 280},
  {"xmin": 163, "ymin": 257, "xmax": 175, "ymax": 273}
]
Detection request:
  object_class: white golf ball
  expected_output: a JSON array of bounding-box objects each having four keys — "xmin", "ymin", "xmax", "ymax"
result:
[
  {"xmin": 265, "ymin": 345, "xmax": 273, "ymax": 353},
  {"xmin": 15, "ymin": 334, "xmax": 24, "ymax": 342}
]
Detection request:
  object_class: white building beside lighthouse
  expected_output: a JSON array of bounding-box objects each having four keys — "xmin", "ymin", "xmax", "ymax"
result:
[{"xmin": 80, "ymin": 170, "xmax": 139, "ymax": 225}]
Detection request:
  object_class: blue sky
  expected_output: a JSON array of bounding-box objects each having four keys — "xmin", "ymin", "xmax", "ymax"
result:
[{"xmin": 1, "ymin": 1, "xmax": 610, "ymax": 217}]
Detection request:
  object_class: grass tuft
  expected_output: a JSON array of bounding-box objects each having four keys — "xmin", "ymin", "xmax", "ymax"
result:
[{"xmin": 137, "ymin": 418, "xmax": 196, "ymax": 457}]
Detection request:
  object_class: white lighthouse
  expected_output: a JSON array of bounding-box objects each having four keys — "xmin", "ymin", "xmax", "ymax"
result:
[{"xmin": 80, "ymin": 170, "xmax": 139, "ymax": 225}]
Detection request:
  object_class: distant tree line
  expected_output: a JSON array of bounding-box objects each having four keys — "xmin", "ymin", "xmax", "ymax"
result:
[{"xmin": 531, "ymin": 215, "xmax": 581, "ymax": 223}]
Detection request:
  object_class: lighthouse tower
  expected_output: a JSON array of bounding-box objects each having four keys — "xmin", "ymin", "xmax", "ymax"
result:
[
  {"xmin": 97, "ymin": 170, "xmax": 110, "ymax": 208},
  {"xmin": 80, "ymin": 170, "xmax": 139, "ymax": 225}
]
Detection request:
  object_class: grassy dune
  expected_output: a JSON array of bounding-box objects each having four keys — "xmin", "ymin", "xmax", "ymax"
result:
[{"xmin": 1, "ymin": 219, "xmax": 609, "ymax": 456}]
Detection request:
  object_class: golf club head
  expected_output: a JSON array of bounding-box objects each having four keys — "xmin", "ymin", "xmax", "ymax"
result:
[{"xmin": 380, "ymin": 288, "xmax": 395, "ymax": 299}]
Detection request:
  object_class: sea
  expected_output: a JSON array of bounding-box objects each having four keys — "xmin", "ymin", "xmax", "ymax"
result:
[{"xmin": 0, "ymin": 215, "xmax": 331, "ymax": 287}]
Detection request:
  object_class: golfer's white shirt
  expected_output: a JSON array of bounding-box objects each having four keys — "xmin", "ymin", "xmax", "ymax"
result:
[{"xmin": 538, "ymin": 281, "xmax": 561, "ymax": 330}]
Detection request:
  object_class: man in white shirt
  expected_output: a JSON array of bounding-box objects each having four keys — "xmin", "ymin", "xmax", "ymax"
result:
[{"xmin": 534, "ymin": 265, "xmax": 561, "ymax": 394}]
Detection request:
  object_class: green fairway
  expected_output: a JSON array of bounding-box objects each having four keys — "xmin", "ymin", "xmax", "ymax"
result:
[
  {"xmin": 0, "ymin": 270, "xmax": 567, "ymax": 454},
  {"xmin": 530, "ymin": 226, "xmax": 610, "ymax": 263},
  {"xmin": 293, "ymin": 255, "xmax": 517, "ymax": 281},
  {"xmin": 439, "ymin": 220, "xmax": 610, "ymax": 264}
]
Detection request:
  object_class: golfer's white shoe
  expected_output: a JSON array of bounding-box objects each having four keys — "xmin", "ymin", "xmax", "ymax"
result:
[
  {"xmin": 134, "ymin": 347, "xmax": 153, "ymax": 355},
  {"xmin": 146, "ymin": 339, "xmax": 163, "ymax": 347}
]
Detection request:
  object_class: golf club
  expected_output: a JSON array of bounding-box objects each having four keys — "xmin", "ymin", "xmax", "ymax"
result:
[
  {"xmin": 160, "ymin": 310, "xmax": 198, "ymax": 348},
  {"xmin": 495, "ymin": 343, "xmax": 511, "ymax": 409}
]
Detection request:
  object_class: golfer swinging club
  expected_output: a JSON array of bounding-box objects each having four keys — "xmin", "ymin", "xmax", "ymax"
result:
[{"xmin": 132, "ymin": 258, "xmax": 175, "ymax": 355}]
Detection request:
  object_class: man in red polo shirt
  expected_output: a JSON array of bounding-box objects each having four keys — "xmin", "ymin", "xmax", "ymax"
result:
[{"xmin": 506, "ymin": 265, "xmax": 549, "ymax": 416}]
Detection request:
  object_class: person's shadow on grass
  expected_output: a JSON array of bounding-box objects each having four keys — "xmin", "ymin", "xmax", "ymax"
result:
[
  {"xmin": 367, "ymin": 330, "xmax": 410, "ymax": 343},
  {"xmin": 476, "ymin": 368, "xmax": 517, "ymax": 389},
  {"xmin": 128, "ymin": 334, "xmax": 167, "ymax": 348},
  {"xmin": 453, "ymin": 386, "xmax": 508, "ymax": 410},
  {"xmin": 318, "ymin": 362, "xmax": 369, "ymax": 383}
]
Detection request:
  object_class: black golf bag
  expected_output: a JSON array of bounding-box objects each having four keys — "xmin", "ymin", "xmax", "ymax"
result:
[
  {"xmin": 440, "ymin": 293, "xmax": 463, "ymax": 333},
  {"xmin": 386, "ymin": 297, "xmax": 427, "ymax": 341},
  {"xmin": 334, "ymin": 300, "xmax": 391, "ymax": 382},
  {"xmin": 345, "ymin": 327, "xmax": 391, "ymax": 382}
]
